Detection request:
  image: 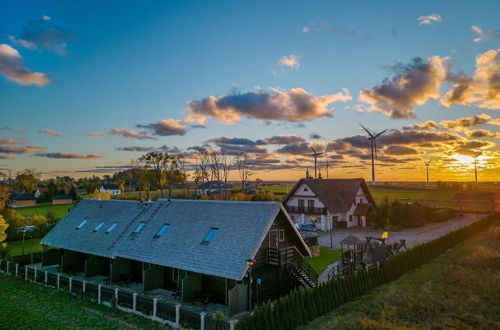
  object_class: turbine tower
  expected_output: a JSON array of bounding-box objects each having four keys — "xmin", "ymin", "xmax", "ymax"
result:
[
  {"xmin": 360, "ymin": 124, "xmax": 388, "ymax": 184},
  {"xmin": 424, "ymin": 160, "xmax": 431, "ymax": 185},
  {"xmin": 474, "ymin": 156, "xmax": 478, "ymax": 184},
  {"xmin": 310, "ymin": 146, "xmax": 323, "ymax": 179}
]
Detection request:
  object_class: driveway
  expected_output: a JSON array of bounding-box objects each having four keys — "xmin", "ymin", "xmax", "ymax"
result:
[{"xmin": 317, "ymin": 213, "xmax": 483, "ymax": 249}]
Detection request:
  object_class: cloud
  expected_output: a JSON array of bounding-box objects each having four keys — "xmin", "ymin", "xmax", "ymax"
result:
[
  {"xmin": 39, "ymin": 128, "xmax": 63, "ymax": 136},
  {"xmin": 359, "ymin": 56, "xmax": 449, "ymax": 118},
  {"xmin": 157, "ymin": 145, "xmax": 182, "ymax": 153},
  {"xmin": 309, "ymin": 133, "xmax": 323, "ymax": 140},
  {"xmin": 465, "ymin": 129, "xmax": 500, "ymax": 138},
  {"xmin": 403, "ymin": 120, "xmax": 439, "ymax": 130},
  {"xmin": 0, "ymin": 145, "xmax": 44, "ymax": 154},
  {"xmin": 440, "ymin": 114, "xmax": 492, "ymax": 130},
  {"xmin": 108, "ymin": 128, "xmax": 156, "ymax": 140},
  {"xmin": 441, "ymin": 49, "xmax": 500, "ymax": 109},
  {"xmin": 417, "ymin": 14, "xmax": 443, "ymax": 25},
  {"xmin": 256, "ymin": 135, "xmax": 306, "ymax": 145},
  {"xmin": 278, "ymin": 55, "xmax": 301, "ymax": 70},
  {"xmin": 302, "ymin": 23, "xmax": 368, "ymax": 38},
  {"xmin": 383, "ymin": 145, "xmax": 423, "ymax": 155},
  {"xmin": 0, "ymin": 138, "xmax": 16, "ymax": 144},
  {"xmin": 471, "ymin": 25, "xmax": 500, "ymax": 43},
  {"xmin": 491, "ymin": 118, "xmax": 500, "ymax": 125},
  {"xmin": 206, "ymin": 137, "xmax": 257, "ymax": 145},
  {"xmin": 35, "ymin": 152, "xmax": 103, "ymax": 159},
  {"xmin": 11, "ymin": 16, "xmax": 76, "ymax": 55},
  {"xmin": 138, "ymin": 119, "xmax": 188, "ymax": 136},
  {"xmin": 115, "ymin": 146, "xmax": 154, "ymax": 152},
  {"xmin": 0, "ymin": 155, "xmax": 15, "ymax": 160},
  {"xmin": 85, "ymin": 132, "xmax": 105, "ymax": 137},
  {"xmin": 185, "ymin": 87, "xmax": 351, "ymax": 124},
  {"xmin": 0, "ymin": 44, "xmax": 51, "ymax": 86}
]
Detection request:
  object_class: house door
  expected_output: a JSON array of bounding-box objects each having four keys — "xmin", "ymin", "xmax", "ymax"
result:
[
  {"xmin": 358, "ymin": 216, "xmax": 362, "ymax": 226},
  {"xmin": 269, "ymin": 229, "xmax": 279, "ymax": 249}
]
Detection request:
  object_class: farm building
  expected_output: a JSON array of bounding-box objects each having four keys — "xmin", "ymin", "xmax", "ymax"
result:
[
  {"xmin": 283, "ymin": 178, "xmax": 375, "ymax": 230},
  {"xmin": 52, "ymin": 194, "xmax": 73, "ymax": 205},
  {"xmin": 196, "ymin": 181, "xmax": 231, "ymax": 199},
  {"xmin": 41, "ymin": 198, "xmax": 315, "ymax": 313},
  {"xmin": 99, "ymin": 183, "xmax": 121, "ymax": 196},
  {"xmin": 7, "ymin": 192, "xmax": 37, "ymax": 208}
]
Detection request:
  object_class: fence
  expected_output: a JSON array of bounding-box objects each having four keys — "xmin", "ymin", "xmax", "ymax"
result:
[{"xmin": 0, "ymin": 259, "xmax": 235, "ymax": 330}]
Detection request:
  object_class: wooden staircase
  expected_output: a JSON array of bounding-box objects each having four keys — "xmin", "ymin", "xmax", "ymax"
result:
[{"xmin": 268, "ymin": 246, "xmax": 318, "ymax": 288}]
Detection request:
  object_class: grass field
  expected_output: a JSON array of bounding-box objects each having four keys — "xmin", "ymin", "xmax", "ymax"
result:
[
  {"xmin": 307, "ymin": 247, "xmax": 342, "ymax": 275},
  {"xmin": 15, "ymin": 202, "xmax": 76, "ymax": 219},
  {"xmin": 6, "ymin": 238, "xmax": 43, "ymax": 256},
  {"xmin": 302, "ymin": 220, "xmax": 500, "ymax": 329},
  {"xmin": 0, "ymin": 274, "xmax": 168, "ymax": 329}
]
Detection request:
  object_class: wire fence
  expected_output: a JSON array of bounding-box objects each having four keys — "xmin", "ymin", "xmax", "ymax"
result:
[{"xmin": 0, "ymin": 259, "xmax": 234, "ymax": 330}]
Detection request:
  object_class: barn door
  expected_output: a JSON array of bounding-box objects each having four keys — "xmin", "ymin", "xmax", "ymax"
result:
[{"xmin": 269, "ymin": 229, "xmax": 279, "ymax": 249}]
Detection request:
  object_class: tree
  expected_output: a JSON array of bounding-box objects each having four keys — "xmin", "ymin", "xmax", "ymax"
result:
[
  {"xmin": 139, "ymin": 152, "xmax": 169, "ymax": 198},
  {"xmin": 220, "ymin": 151, "xmax": 234, "ymax": 200},
  {"xmin": 236, "ymin": 153, "xmax": 252, "ymax": 192},
  {"xmin": 14, "ymin": 169, "xmax": 40, "ymax": 193}
]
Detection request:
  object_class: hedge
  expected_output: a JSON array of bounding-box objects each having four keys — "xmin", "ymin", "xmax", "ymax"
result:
[{"xmin": 237, "ymin": 213, "xmax": 498, "ymax": 330}]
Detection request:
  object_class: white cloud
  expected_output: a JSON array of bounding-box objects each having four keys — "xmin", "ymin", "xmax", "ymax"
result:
[
  {"xmin": 0, "ymin": 44, "xmax": 51, "ymax": 86},
  {"xmin": 471, "ymin": 25, "xmax": 500, "ymax": 42},
  {"xmin": 417, "ymin": 14, "xmax": 443, "ymax": 25},
  {"xmin": 278, "ymin": 54, "xmax": 301, "ymax": 70}
]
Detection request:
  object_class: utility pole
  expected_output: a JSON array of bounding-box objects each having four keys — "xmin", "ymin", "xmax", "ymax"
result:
[
  {"xmin": 474, "ymin": 156, "xmax": 478, "ymax": 184},
  {"xmin": 424, "ymin": 161, "xmax": 431, "ymax": 185}
]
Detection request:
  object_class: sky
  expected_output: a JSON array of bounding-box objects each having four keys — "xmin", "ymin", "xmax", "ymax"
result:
[{"xmin": 0, "ymin": 0, "xmax": 499, "ymax": 182}]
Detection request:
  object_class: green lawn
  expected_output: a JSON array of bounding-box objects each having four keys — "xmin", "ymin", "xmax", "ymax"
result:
[
  {"xmin": 0, "ymin": 274, "xmax": 168, "ymax": 329},
  {"xmin": 302, "ymin": 221, "xmax": 500, "ymax": 329},
  {"xmin": 307, "ymin": 247, "xmax": 341, "ymax": 275},
  {"xmin": 15, "ymin": 202, "xmax": 76, "ymax": 219},
  {"xmin": 6, "ymin": 238, "xmax": 43, "ymax": 256}
]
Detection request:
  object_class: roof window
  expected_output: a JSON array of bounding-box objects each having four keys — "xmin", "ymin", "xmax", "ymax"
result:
[
  {"xmin": 155, "ymin": 224, "xmax": 170, "ymax": 238},
  {"xmin": 105, "ymin": 223, "xmax": 117, "ymax": 233},
  {"xmin": 76, "ymin": 220, "xmax": 87, "ymax": 229},
  {"xmin": 202, "ymin": 227, "xmax": 219, "ymax": 245},
  {"xmin": 132, "ymin": 222, "xmax": 146, "ymax": 234},
  {"xmin": 93, "ymin": 221, "xmax": 105, "ymax": 232}
]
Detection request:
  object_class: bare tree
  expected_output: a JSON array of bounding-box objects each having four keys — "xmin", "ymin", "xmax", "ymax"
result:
[
  {"xmin": 220, "ymin": 151, "xmax": 234, "ymax": 200},
  {"xmin": 209, "ymin": 151, "xmax": 223, "ymax": 199},
  {"xmin": 196, "ymin": 151, "xmax": 211, "ymax": 198},
  {"xmin": 236, "ymin": 153, "xmax": 253, "ymax": 192}
]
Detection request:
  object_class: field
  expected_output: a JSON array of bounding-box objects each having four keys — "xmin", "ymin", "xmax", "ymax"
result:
[
  {"xmin": 15, "ymin": 202, "xmax": 76, "ymax": 219},
  {"xmin": 302, "ymin": 219, "xmax": 500, "ymax": 329},
  {"xmin": 306, "ymin": 247, "xmax": 341, "ymax": 275},
  {"xmin": 0, "ymin": 274, "xmax": 168, "ymax": 329},
  {"xmin": 6, "ymin": 238, "xmax": 43, "ymax": 256}
]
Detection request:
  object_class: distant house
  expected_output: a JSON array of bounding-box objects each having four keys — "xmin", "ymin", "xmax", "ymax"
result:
[
  {"xmin": 283, "ymin": 178, "xmax": 375, "ymax": 230},
  {"xmin": 34, "ymin": 187, "xmax": 48, "ymax": 199},
  {"xmin": 41, "ymin": 199, "xmax": 314, "ymax": 313},
  {"xmin": 75, "ymin": 188, "xmax": 88, "ymax": 196},
  {"xmin": 99, "ymin": 183, "xmax": 121, "ymax": 196},
  {"xmin": 52, "ymin": 194, "xmax": 73, "ymax": 205},
  {"xmin": 8, "ymin": 193, "xmax": 37, "ymax": 208},
  {"xmin": 196, "ymin": 181, "xmax": 231, "ymax": 199}
]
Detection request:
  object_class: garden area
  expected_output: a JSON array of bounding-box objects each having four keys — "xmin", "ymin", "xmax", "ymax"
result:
[
  {"xmin": 6, "ymin": 238, "xmax": 43, "ymax": 256},
  {"xmin": 15, "ymin": 202, "xmax": 76, "ymax": 219},
  {"xmin": 306, "ymin": 247, "xmax": 341, "ymax": 275}
]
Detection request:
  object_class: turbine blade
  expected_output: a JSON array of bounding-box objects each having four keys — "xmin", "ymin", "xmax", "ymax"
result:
[
  {"xmin": 375, "ymin": 129, "xmax": 388, "ymax": 138},
  {"xmin": 359, "ymin": 123, "xmax": 374, "ymax": 138},
  {"xmin": 311, "ymin": 146, "xmax": 317, "ymax": 154}
]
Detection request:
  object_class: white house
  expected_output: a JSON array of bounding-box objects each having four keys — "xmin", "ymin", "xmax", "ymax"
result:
[
  {"xmin": 283, "ymin": 178, "xmax": 374, "ymax": 231},
  {"xmin": 99, "ymin": 183, "xmax": 121, "ymax": 196}
]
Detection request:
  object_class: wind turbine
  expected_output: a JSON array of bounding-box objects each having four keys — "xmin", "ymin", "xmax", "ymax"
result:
[
  {"xmin": 360, "ymin": 124, "xmax": 388, "ymax": 184},
  {"xmin": 424, "ymin": 160, "xmax": 431, "ymax": 185},
  {"xmin": 310, "ymin": 146, "xmax": 323, "ymax": 179}
]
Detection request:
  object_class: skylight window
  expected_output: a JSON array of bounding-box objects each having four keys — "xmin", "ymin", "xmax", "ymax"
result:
[
  {"xmin": 76, "ymin": 220, "xmax": 87, "ymax": 229},
  {"xmin": 105, "ymin": 223, "xmax": 117, "ymax": 233},
  {"xmin": 94, "ymin": 221, "xmax": 105, "ymax": 232},
  {"xmin": 201, "ymin": 227, "xmax": 219, "ymax": 245},
  {"xmin": 133, "ymin": 222, "xmax": 146, "ymax": 234},
  {"xmin": 155, "ymin": 224, "xmax": 170, "ymax": 238}
]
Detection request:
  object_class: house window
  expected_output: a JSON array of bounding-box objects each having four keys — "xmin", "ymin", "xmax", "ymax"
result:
[
  {"xmin": 349, "ymin": 215, "xmax": 353, "ymax": 222},
  {"xmin": 359, "ymin": 198, "xmax": 363, "ymax": 204},
  {"xmin": 132, "ymin": 222, "xmax": 146, "ymax": 234},
  {"xmin": 155, "ymin": 224, "xmax": 170, "ymax": 238},
  {"xmin": 303, "ymin": 187, "xmax": 308, "ymax": 192},
  {"xmin": 76, "ymin": 220, "xmax": 87, "ymax": 229},
  {"xmin": 202, "ymin": 227, "xmax": 219, "ymax": 244},
  {"xmin": 278, "ymin": 229, "xmax": 285, "ymax": 242},
  {"xmin": 93, "ymin": 221, "xmax": 105, "ymax": 232},
  {"xmin": 298, "ymin": 199, "xmax": 305, "ymax": 210},
  {"xmin": 105, "ymin": 223, "xmax": 117, "ymax": 233},
  {"xmin": 307, "ymin": 200, "xmax": 315, "ymax": 209}
]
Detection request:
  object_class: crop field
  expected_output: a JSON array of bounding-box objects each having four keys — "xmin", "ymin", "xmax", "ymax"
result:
[
  {"xmin": 0, "ymin": 274, "xmax": 168, "ymax": 329},
  {"xmin": 15, "ymin": 202, "xmax": 77, "ymax": 219},
  {"xmin": 302, "ymin": 220, "xmax": 500, "ymax": 329},
  {"xmin": 6, "ymin": 238, "xmax": 43, "ymax": 256}
]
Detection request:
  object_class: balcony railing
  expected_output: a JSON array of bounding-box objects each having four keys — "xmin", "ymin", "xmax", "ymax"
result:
[{"xmin": 285, "ymin": 206, "xmax": 327, "ymax": 215}]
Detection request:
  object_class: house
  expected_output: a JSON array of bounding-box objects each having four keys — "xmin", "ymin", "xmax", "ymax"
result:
[
  {"xmin": 283, "ymin": 178, "xmax": 375, "ymax": 231},
  {"xmin": 41, "ymin": 198, "xmax": 314, "ymax": 313},
  {"xmin": 76, "ymin": 188, "xmax": 88, "ymax": 196},
  {"xmin": 99, "ymin": 183, "xmax": 121, "ymax": 196},
  {"xmin": 34, "ymin": 187, "xmax": 48, "ymax": 199},
  {"xmin": 8, "ymin": 193, "xmax": 37, "ymax": 208},
  {"xmin": 196, "ymin": 181, "xmax": 231, "ymax": 199},
  {"xmin": 52, "ymin": 194, "xmax": 73, "ymax": 205}
]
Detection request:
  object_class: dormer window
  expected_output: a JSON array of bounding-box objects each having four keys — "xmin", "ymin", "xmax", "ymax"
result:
[{"xmin": 201, "ymin": 227, "xmax": 219, "ymax": 245}]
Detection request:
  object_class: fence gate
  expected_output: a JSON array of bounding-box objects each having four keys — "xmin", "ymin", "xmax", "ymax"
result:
[{"xmin": 228, "ymin": 284, "xmax": 247, "ymax": 316}]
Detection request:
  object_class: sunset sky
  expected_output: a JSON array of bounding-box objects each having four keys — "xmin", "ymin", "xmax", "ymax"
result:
[{"xmin": 0, "ymin": 0, "xmax": 499, "ymax": 181}]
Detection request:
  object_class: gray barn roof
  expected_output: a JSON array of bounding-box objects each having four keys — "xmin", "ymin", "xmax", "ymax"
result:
[{"xmin": 42, "ymin": 198, "xmax": 309, "ymax": 280}]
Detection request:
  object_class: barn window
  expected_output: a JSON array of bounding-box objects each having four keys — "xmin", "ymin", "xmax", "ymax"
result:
[
  {"xmin": 202, "ymin": 227, "xmax": 219, "ymax": 244},
  {"xmin": 132, "ymin": 222, "xmax": 146, "ymax": 234},
  {"xmin": 93, "ymin": 221, "xmax": 105, "ymax": 232},
  {"xmin": 279, "ymin": 229, "xmax": 285, "ymax": 242},
  {"xmin": 105, "ymin": 223, "xmax": 117, "ymax": 233},
  {"xmin": 155, "ymin": 224, "xmax": 170, "ymax": 238},
  {"xmin": 76, "ymin": 220, "xmax": 87, "ymax": 229}
]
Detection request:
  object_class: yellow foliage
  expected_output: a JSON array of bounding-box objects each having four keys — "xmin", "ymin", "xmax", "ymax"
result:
[
  {"xmin": 0, "ymin": 215, "xmax": 8, "ymax": 244},
  {"xmin": 88, "ymin": 189, "xmax": 111, "ymax": 200}
]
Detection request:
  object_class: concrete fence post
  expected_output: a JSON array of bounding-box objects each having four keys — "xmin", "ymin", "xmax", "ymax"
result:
[
  {"xmin": 175, "ymin": 304, "xmax": 181, "ymax": 326},
  {"xmin": 98, "ymin": 284, "xmax": 102, "ymax": 304},
  {"xmin": 6, "ymin": 261, "xmax": 10, "ymax": 275},
  {"xmin": 0, "ymin": 259, "xmax": 3, "ymax": 273},
  {"xmin": 83, "ymin": 281, "xmax": 86, "ymax": 293},
  {"xmin": 230, "ymin": 319, "xmax": 237, "ymax": 330},
  {"xmin": 25, "ymin": 266, "xmax": 28, "ymax": 281},
  {"xmin": 45, "ymin": 271, "xmax": 48, "ymax": 285},
  {"xmin": 132, "ymin": 292, "xmax": 137, "ymax": 311},
  {"xmin": 115, "ymin": 288, "xmax": 119, "ymax": 306},
  {"xmin": 69, "ymin": 277, "xmax": 73, "ymax": 292},
  {"xmin": 377, "ymin": 261, "xmax": 380, "ymax": 269},
  {"xmin": 200, "ymin": 312, "xmax": 206, "ymax": 330},
  {"xmin": 152, "ymin": 298, "xmax": 158, "ymax": 318},
  {"xmin": 34, "ymin": 268, "xmax": 37, "ymax": 283},
  {"xmin": 15, "ymin": 264, "xmax": 19, "ymax": 277},
  {"xmin": 57, "ymin": 274, "xmax": 60, "ymax": 289}
]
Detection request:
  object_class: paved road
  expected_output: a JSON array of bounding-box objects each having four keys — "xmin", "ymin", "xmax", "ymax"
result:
[{"xmin": 317, "ymin": 213, "xmax": 483, "ymax": 249}]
